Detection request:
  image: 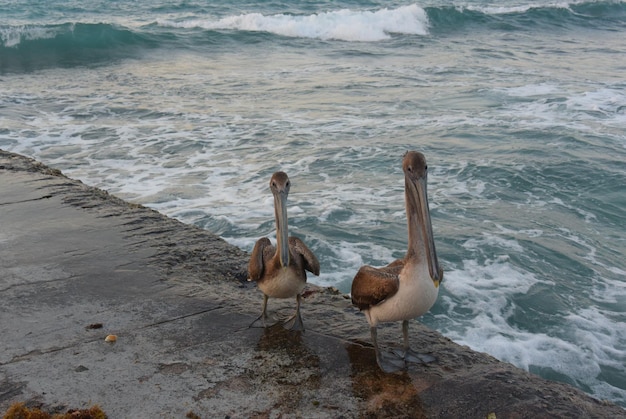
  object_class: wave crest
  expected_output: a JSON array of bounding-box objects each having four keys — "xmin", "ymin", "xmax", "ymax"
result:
[
  {"xmin": 0, "ymin": 24, "xmax": 60, "ymax": 48},
  {"xmin": 157, "ymin": 4, "xmax": 430, "ymax": 42},
  {"xmin": 0, "ymin": 23, "xmax": 153, "ymax": 73}
]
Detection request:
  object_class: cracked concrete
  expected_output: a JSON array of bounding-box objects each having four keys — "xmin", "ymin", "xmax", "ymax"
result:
[{"xmin": 1, "ymin": 149, "xmax": 625, "ymax": 418}]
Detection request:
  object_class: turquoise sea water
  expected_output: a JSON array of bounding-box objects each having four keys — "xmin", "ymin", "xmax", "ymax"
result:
[{"xmin": 2, "ymin": 0, "xmax": 625, "ymax": 408}]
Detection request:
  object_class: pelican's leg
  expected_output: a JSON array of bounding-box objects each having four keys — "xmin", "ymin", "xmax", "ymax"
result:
[
  {"xmin": 398, "ymin": 320, "xmax": 436, "ymax": 364},
  {"xmin": 371, "ymin": 326, "xmax": 405, "ymax": 373},
  {"xmin": 249, "ymin": 294, "xmax": 276, "ymax": 328},
  {"xmin": 283, "ymin": 294, "xmax": 305, "ymax": 331}
]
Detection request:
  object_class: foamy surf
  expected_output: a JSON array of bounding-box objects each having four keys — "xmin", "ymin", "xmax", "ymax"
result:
[
  {"xmin": 433, "ymin": 244, "xmax": 626, "ymax": 405},
  {"xmin": 0, "ymin": 25, "xmax": 58, "ymax": 48},
  {"xmin": 156, "ymin": 4, "xmax": 429, "ymax": 41}
]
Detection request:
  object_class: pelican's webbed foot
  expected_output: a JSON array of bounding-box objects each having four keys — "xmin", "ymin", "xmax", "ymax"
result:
[
  {"xmin": 249, "ymin": 313, "xmax": 279, "ymax": 329},
  {"xmin": 249, "ymin": 294, "xmax": 279, "ymax": 328},
  {"xmin": 396, "ymin": 320, "xmax": 436, "ymax": 364},
  {"xmin": 376, "ymin": 349, "xmax": 406, "ymax": 373},
  {"xmin": 283, "ymin": 294, "xmax": 305, "ymax": 331},
  {"xmin": 370, "ymin": 326, "xmax": 406, "ymax": 373},
  {"xmin": 283, "ymin": 311, "xmax": 305, "ymax": 331}
]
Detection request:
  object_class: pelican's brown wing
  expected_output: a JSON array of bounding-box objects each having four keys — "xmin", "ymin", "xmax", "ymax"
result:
[
  {"xmin": 248, "ymin": 237, "xmax": 274, "ymax": 281},
  {"xmin": 384, "ymin": 258, "xmax": 404, "ymax": 275},
  {"xmin": 289, "ymin": 236, "xmax": 320, "ymax": 276},
  {"xmin": 351, "ymin": 261, "xmax": 403, "ymax": 311}
]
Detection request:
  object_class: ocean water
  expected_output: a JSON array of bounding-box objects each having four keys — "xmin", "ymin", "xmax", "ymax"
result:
[{"xmin": 1, "ymin": 0, "xmax": 625, "ymax": 409}]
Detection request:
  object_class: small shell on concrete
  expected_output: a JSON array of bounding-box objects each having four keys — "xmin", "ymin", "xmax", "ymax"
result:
[{"xmin": 105, "ymin": 334, "xmax": 117, "ymax": 343}]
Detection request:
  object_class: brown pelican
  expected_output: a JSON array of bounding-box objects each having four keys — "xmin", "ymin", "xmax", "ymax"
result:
[
  {"xmin": 248, "ymin": 171, "xmax": 320, "ymax": 331},
  {"xmin": 351, "ymin": 151, "xmax": 443, "ymax": 373}
]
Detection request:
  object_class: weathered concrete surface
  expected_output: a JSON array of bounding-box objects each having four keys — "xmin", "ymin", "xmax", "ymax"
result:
[{"xmin": 1, "ymin": 149, "xmax": 624, "ymax": 418}]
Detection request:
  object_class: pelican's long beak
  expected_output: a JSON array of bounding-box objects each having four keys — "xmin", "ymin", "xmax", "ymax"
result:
[
  {"xmin": 408, "ymin": 171, "xmax": 442, "ymax": 284},
  {"xmin": 274, "ymin": 189, "xmax": 290, "ymax": 268}
]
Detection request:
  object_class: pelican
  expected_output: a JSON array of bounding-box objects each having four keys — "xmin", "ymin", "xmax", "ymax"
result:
[
  {"xmin": 351, "ymin": 151, "xmax": 443, "ymax": 373},
  {"xmin": 248, "ymin": 171, "xmax": 320, "ymax": 331}
]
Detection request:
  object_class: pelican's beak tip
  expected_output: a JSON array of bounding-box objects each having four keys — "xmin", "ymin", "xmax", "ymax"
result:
[{"xmin": 434, "ymin": 267, "xmax": 444, "ymax": 287}]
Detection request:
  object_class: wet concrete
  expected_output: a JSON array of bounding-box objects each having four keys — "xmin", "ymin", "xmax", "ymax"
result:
[{"xmin": 1, "ymin": 149, "xmax": 624, "ymax": 418}]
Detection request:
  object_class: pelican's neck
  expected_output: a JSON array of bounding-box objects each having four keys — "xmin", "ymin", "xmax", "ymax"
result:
[
  {"xmin": 405, "ymin": 178, "xmax": 424, "ymax": 261},
  {"xmin": 274, "ymin": 192, "xmax": 290, "ymax": 267},
  {"xmin": 404, "ymin": 175, "xmax": 442, "ymax": 284}
]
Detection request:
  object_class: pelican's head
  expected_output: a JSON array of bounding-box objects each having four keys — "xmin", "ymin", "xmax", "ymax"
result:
[
  {"xmin": 403, "ymin": 151, "xmax": 443, "ymax": 285},
  {"xmin": 270, "ymin": 171, "xmax": 291, "ymax": 268}
]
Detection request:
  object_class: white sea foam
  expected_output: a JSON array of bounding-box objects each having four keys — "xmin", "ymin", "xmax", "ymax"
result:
[
  {"xmin": 499, "ymin": 82, "xmax": 560, "ymax": 98},
  {"xmin": 499, "ymin": 85, "xmax": 626, "ymax": 120},
  {"xmin": 157, "ymin": 4, "xmax": 429, "ymax": 41},
  {"xmin": 0, "ymin": 24, "xmax": 58, "ymax": 48},
  {"xmin": 564, "ymin": 308, "xmax": 626, "ymax": 400},
  {"xmin": 607, "ymin": 266, "xmax": 626, "ymax": 276},
  {"xmin": 439, "ymin": 245, "xmax": 540, "ymax": 343},
  {"xmin": 462, "ymin": 233, "xmax": 525, "ymax": 253},
  {"xmin": 564, "ymin": 88, "xmax": 626, "ymax": 122},
  {"xmin": 313, "ymin": 240, "xmax": 368, "ymax": 289},
  {"xmin": 438, "ymin": 258, "xmax": 626, "ymax": 404},
  {"xmin": 462, "ymin": 2, "xmax": 575, "ymax": 16}
]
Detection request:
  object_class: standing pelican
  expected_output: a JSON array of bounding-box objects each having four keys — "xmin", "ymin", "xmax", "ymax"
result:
[
  {"xmin": 248, "ymin": 171, "xmax": 320, "ymax": 331},
  {"xmin": 351, "ymin": 151, "xmax": 443, "ymax": 373}
]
